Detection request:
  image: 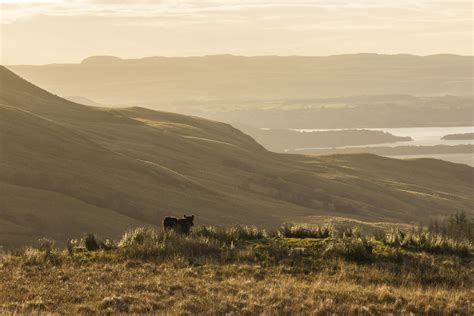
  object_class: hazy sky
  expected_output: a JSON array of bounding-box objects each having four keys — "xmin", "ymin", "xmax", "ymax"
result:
[{"xmin": 1, "ymin": 0, "xmax": 472, "ymax": 65}]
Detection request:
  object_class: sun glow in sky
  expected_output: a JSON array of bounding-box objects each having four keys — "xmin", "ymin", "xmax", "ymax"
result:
[{"xmin": 0, "ymin": 0, "xmax": 472, "ymax": 64}]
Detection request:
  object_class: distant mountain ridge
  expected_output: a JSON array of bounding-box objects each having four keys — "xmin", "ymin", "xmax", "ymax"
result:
[
  {"xmin": 79, "ymin": 53, "xmax": 471, "ymax": 65},
  {"xmin": 0, "ymin": 66, "xmax": 473, "ymax": 246},
  {"xmin": 8, "ymin": 54, "xmax": 473, "ymax": 107}
]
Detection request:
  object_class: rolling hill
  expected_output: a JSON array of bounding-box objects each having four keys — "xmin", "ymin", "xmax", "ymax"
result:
[{"xmin": 0, "ymin": 66, "xmax": 473, "ymax": 246}]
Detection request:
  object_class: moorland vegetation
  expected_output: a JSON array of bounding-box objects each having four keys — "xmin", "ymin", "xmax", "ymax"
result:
[{"xmin": 1, "ymin": 213, "xmax": 472, "ymax": 314}]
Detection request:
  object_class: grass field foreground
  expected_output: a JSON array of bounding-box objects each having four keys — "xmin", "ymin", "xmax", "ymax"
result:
[{"xmin": 1, "ymin": 225, "xmax": 473, "ymax": 314}]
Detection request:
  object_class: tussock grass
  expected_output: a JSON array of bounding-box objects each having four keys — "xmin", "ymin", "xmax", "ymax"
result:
[
  {"xmin": 323, "ymin": 238, "xmax": 374, "ymax": 263},
  {"xmin": 277, "ymin": 223, "xmax": 334, "ymax": 239},
  {"xmin": 118, "ymin": 227, "xmax": 162, "ymax": 248},
  {"xmin": 1, "ymin": 224, "xmax": 472, "ymax": 314},
  {"xmin": 377, "ymin": 228, "xmax": 471, "ymax": 257},
  {"xmin": 194, "ymin": 225, "xmax": 267, "ymax": 243},
  {"xmin": 6, "ymin": 224, "xmax": 473, "ymax": 266},
  {"xmin": 120, "ymin": 227, "xmax": 221, "ymax": 258}
]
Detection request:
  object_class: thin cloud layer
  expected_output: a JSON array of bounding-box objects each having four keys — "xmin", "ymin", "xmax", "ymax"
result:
[
  {"xmin": 1, "ymin": 0, "xmax": 472, "ymax": 64},
  {"xmin": 1, "ymin": 1, "xmax": 471, "ymax": 22}
]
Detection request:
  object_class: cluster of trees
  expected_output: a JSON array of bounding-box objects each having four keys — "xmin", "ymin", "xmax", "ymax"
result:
[{"xmin": 428, "ymin": 211, "xmax": 473, "ymax": 241}]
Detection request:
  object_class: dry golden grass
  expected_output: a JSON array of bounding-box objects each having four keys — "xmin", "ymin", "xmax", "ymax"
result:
[
  {"xmin": 1, "ymin": 225, "xmax": 473, "ymax": 314},
  {"xmin": 1, "ymin": 260, "xmax": 472, "ymax": 314}
]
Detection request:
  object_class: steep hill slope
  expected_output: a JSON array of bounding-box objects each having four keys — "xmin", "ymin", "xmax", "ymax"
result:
[{"xmin": 0, "ymin": 66, "xmax": 473, "ymax": 246}]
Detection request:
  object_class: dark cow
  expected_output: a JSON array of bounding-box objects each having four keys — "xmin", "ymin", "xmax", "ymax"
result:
[
  {"xmin": 163, "ymin": 216, "xmax": 178, "ymax": 230},
  {"xmin": 163, "ymin": 214, "xmax": 194, "ymax": 234}
]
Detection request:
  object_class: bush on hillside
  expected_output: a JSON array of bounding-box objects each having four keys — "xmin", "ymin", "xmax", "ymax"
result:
[{"xmin": 84, "ymin": 233, "xmax": 100, "ymax": 251}]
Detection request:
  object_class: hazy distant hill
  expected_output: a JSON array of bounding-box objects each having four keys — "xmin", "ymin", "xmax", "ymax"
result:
[
  {"xmin": 0, "ymin": 66, "xmax": 473, "ymax": 246},
  {"xmin": 8, "ymin": 54, "xmax": 473, "ymax": 106},
  {"xmin": 196, "ymin": 95, "xmax": 474, "ymax": 129}
]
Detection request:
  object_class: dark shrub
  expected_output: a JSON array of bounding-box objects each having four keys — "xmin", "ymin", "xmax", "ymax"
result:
[{"xmin": 84, "ymin": 233, "xmax": 100, "ymax": 251}]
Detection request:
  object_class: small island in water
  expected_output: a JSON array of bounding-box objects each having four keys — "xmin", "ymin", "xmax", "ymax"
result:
[
  {"xmin": 237, "ymin": 125, "xmax": 412, "ymax": 152},
  {"xmin": 441, "ymin": 133, "xmax": 474, "ymax": 140}
]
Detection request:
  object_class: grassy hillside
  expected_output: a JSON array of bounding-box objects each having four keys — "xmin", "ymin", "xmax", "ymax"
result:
[
  {"xmin": 0, "ymin": 66, "xmax": 473, "ymax": 246},
  {"xmin": 1, "ymin": 225, "xmax": 472, "ymax": 314}
]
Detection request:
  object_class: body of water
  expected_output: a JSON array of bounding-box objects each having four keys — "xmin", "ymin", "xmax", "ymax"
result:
[
  {"xmin": 293, "ymin": 126, "xmax": 474, "ymax": 166},
  {"xmin": 294, "ymin": 126, "xmax": 474, "ymax": 148}
]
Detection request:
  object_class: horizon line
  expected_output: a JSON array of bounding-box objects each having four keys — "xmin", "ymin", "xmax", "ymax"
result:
[{"xmin": 4, "ymin": 52, "xmax": 473, "ymax": 67}]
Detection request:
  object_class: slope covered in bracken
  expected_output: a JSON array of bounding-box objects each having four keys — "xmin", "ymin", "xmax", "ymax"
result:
[{"xmin": 0, "ymin": 66, "xmax": 473, "ymax": 245}]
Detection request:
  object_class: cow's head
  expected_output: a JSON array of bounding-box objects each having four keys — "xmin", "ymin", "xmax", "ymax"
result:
[{"xmin": 184, "ymin": 214, "xmax": 194, "ymax": 226}]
